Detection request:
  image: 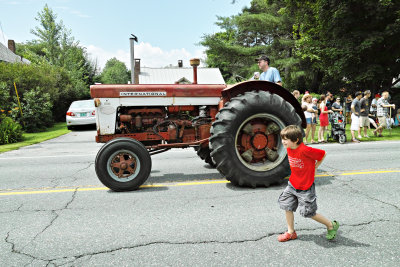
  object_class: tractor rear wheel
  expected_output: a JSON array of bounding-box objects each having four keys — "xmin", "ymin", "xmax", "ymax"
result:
[
  {"xmin": 95, "ymin": 138, "xmax": 151, "ymax": 191},
  {"xmin": 194, "ymin": 146, "xmax": 216, "ymax": 167},
  {"xmin": 209, "ymin": 91, "xmax": 302, "ymax": 187}
]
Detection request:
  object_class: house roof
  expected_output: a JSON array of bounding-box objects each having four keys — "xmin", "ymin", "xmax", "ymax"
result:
[
  {"xmin": 138, "ymin": 67, "xmax": 225, "ymax": 84},
  {"xmin": 0, "ymin": 42, "xmax": 30, "ymax": 64}
]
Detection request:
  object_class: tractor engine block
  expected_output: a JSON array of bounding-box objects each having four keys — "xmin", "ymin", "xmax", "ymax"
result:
[
  {"xmin": 117, "ymin": 107, "xmax": 166, "ymax": 133},
  {"xmin": 116, "ymin": 106, "xmax": 211, "ymax": 144}
]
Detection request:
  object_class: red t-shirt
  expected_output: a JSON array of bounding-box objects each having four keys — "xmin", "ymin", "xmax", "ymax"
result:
[{"xmin": 287, "ymin": 143, "xmax": 326, "ymax": 190}]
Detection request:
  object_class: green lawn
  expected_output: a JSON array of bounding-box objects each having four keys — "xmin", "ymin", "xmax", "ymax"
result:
[
  {"xmin": 0, "ymin": 122, "xmax": 70, "ymax": 153},
  {"xmin": 304, "ymin": 123, "xmax": 400, "ymax": 143}
]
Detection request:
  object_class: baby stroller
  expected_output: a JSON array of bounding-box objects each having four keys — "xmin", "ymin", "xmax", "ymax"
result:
[{"xmin": 327, "ymin": 112, "xmax": 347, "ymax": 144}]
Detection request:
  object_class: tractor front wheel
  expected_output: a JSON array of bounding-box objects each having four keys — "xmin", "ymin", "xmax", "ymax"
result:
[
  {"xmin": 95, "ymin": 138, "xmax": 152, "ymax": 191},
  {"xmin": 210, "ymin": 91, "xmax": 302, "ymax": 187}
]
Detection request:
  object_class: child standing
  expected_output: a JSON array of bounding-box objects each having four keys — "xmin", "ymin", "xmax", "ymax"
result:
[{"xmin": 277, "ymin": 125, "xmax": 339, "ymax": 242}]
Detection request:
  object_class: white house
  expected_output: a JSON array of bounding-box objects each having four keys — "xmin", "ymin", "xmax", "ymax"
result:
[
  {"xmin": 133, "ymin": 59, "xmax": 225, "ymax": 85},
  {"xmin": 0, "ymin": 40, "xmax": 30, "ymax": 64}
]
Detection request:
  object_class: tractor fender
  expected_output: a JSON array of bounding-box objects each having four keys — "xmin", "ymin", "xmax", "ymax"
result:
[{"xmin": 221, "ymin": 80, "xmax": 306, "ymax": 128}]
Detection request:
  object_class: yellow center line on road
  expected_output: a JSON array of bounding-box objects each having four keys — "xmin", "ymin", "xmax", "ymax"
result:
[
  {"xmin": 0, "ymin": 169, "xmax": 399, "ymax": 196},
  {"xmin": 0, "ymin": 180, "xmax": 230, "ymax": 196},
  {"xmin": 0, "ymin": 187, "xmax": 108, "ymax": 196},
  {"xmin": 340, "ymin": 170, "xmax": 400, "ymax": 175}
]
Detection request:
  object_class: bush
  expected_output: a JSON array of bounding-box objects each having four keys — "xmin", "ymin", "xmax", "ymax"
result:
[
  {"xmin": 0, "ymin": 115, "xmax": 23, "ymax": 145},
  {"xmin": 0, "ymin": 82, "xmax": 12, "ymax": 112},
  {"xmin": 0, "ymin": 62, "xmax": 90, "ymax": 123},
  {"xmin": 16, "ymin": 89, "xmax": 53, "ymax": 132}
]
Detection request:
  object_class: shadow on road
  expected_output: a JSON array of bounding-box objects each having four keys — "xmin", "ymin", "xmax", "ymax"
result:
[
  {"xmin": 106, "ymin": 186, "xmax": 169, "ymax": 194},
  {"xmin": 146, "ymin": 171, "xmax": 335, "ymax": 190},
  {"xmin": 314, "ymin": 176, "xmax": 334, "ymax": 186},
  {"xmin": 225, "ymin": 182, "xmax": 285, "ymax": 192},
  {"xmin": 224, "ymin": 175, "xmax": 335, "ymax": 192},
  {"xmin": 147, "ymin": 171, "xmax": 223, "ymax": 184},
  {"xmin": 298, "ymin": 233, "xmax": 370, "ymax": 248}
]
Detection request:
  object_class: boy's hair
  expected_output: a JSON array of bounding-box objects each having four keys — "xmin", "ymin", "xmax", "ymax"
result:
[
  {"xmin": 280, "ymin": 125, "xmax": 303, "ymax": 145},
  {"xmin": 364, "ymin": 90, "xmax": 371, "ymax": 96}
]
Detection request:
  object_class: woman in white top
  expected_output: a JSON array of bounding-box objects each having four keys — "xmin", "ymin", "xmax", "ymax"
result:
[{"xmin": 301, "ymin": 94, "xmax": 318, "ymax": 144}]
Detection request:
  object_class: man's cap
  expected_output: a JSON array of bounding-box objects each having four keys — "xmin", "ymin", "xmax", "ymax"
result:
[
  {"xmin": 375, "ymin": 93, "xmax": 381, "ymax": 98},
  {"xmin": 355, "ymin": 91, "xmax": 362, "ymax": 97},
  {"xmin": 312, "ymin": 98, "xmax": 318, "ymax": 101},
  {"xmin": 255, "ymin": 55, "xmax": 270, "ymax": 63}
]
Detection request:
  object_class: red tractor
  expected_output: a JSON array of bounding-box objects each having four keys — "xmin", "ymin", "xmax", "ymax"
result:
[{"xmin": 90, "ymin": 58, "xmax": 305, "ymax": 191}]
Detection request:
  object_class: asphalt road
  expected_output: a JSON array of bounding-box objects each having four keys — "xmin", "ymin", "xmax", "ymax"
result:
[{"xmin": 0, "ymin": 130, "xmax": 399, "ymax": 266}]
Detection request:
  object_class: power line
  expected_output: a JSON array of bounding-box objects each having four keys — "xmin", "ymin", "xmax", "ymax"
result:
[{"xmin": 0, "ymin": 21, "xmax": 6, "ymax": 45}]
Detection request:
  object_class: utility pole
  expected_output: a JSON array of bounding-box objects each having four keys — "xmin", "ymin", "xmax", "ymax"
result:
[{"xmin": 129, "ymin": 34, "xmax": 138, "ymax": 84}]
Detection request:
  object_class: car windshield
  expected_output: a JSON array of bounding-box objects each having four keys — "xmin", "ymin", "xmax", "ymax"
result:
[{"xmin": 70, "ymin": 100, "xmax": 94, "ymax": 109}]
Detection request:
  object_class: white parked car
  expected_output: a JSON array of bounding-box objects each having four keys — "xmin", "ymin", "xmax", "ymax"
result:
[{"xmin": 66, "ymin": 100, "xmax": 96, "ymax": 130}]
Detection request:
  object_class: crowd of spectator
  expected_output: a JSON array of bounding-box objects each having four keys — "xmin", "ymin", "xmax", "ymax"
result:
[
  {"xmin": 251, "ymin": 56, "xmax": 397, "ymax": 144},
  {"xmin": 250, "ymin": 56, "xmax": 397, "ymax": 144},
  {"xmin": 294, "ymin": 89, "xmax": 397, "ymax": 144}
]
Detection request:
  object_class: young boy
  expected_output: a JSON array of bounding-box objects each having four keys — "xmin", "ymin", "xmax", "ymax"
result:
[{"xmin": 277, "ymin": 125, "xmax": 339, "ymax": 242}]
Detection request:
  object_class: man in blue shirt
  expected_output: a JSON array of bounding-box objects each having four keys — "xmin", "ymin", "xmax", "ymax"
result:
[{"xmin": 256, "ymin": 55, "xmax": 282, "ymax": 86}]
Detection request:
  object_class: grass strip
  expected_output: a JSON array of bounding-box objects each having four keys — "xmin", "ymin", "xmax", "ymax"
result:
[{"xmin": 0, "ymin": 122, "xmax": 70, "ymax": 153}]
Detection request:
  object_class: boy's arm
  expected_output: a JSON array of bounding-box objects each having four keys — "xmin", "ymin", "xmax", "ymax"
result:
[
  {"xmin": 351, "ymin": 104, "xmax": 356, "ymax": 113},
  {"xmin": 315, "ymin": 152, "xmax": 327, "ymax": 170}
]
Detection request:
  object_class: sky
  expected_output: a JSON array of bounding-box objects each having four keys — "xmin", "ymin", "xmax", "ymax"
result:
[{"xmin": 0, "ymin": 0, "xmax": 252, "ymax": 70}]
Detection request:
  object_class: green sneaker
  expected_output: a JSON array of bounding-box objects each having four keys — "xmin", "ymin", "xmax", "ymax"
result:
[{"xmin": 326, "ymin": 221, "xmax": 339, "ymax": 240}]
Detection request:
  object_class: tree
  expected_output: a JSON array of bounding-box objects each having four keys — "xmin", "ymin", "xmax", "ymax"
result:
[
  {"xmin": 201, "ymin": 0, "xmax": 303, "ymax": 87},
  {"xmin": 12, "ymin": 4, "xmax": 99, "ymax": 123},
  {"xmin": 22, "ymin": 5, "xmax": 98, "ymax": 88},
  {"xmin": 30, "ymin": 4, "xmax": 63, "ymax": 65},
  {"xmin": 203, "ymin": 0, "xmax": 400, "ymax": 95},
  {"xmin": 100, "ymin": 58, "xmax": 130, "ymax": 84},
  {"xmin": 285, "ymin": 0, "xmax": 400, "ymax": 93}
]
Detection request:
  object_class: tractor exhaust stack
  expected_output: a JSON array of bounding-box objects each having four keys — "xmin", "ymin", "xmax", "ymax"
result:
[{"xmin": 190, "ymin": 58, "xmax": 200, "ymax": 84}]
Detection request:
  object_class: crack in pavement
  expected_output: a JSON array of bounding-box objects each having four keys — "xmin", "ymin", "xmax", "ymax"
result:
[
  {"xmin": 5, "ymin": 189, "xmax": 79, "ymax": 263},
  {"xmin": 344, "ymin": 219, "xmax": 392, "ymax": 227},
  {"xmin": 70, "ymin": 163, "xmax": 94, "ymax": 183},
  {"xmin": 334, "ymin": 176, "xmax": 400, "ymax": 212},
  {"xmin": 320, "ymin": 164, "xmax": 400, "ymax": 212},
  {"xmin": 31, "ymin": 189, "xmax": 78, "ymax": 242},
  {"xmin": 3, "ymin": 218, "xmax": 391, "ymax": 265},
  {"xmin": 5, "ymin": 231, "xmax": 51, "ymax": 265},
  {"xmin": 1, "ymin": 162, "xmax": 93, "ymax": 192},
  {"xmin": 0, "ymin": 203, "xmax": 24, "ymax": 214},
  {"xmin": 50, "ymin": 163, "xmax": 94, "ymax": 188},
  {"xmin": 56, "ymin": 220, "xmax": 388, "ymax": 264},
  {"xmin": 47, "ymin": 233, "xmax": 282, "ymax": 265}
]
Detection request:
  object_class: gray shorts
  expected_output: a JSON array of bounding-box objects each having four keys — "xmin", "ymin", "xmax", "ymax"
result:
[{"xmin": 278, "ymin": 182, "xmax": 318, "ymax": 218}]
